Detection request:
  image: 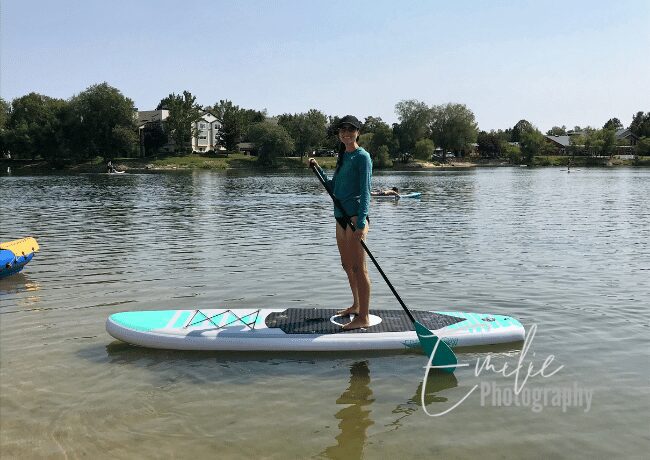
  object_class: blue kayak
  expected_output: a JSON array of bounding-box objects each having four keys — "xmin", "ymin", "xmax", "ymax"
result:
[{"xmin": 0, "ymin": 237, "xmax": 39, "ymax": 279}]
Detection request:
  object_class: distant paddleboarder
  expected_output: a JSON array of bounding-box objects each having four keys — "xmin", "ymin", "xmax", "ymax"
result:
[{"xmin": 371, "ymin": 187, "xmax": 400, "ymax": 197}]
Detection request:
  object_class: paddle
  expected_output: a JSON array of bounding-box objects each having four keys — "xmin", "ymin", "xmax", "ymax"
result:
[{"xmin": 311, "ymin": 165, "xmax": 457, "ymax": 373}]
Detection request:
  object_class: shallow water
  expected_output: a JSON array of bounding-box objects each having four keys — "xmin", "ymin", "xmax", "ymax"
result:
[{"xmin": 1, "ymin": 167, "xmax": 648, "ymax": 459}]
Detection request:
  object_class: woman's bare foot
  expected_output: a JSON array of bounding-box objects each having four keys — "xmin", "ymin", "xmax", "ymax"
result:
[
  {"xmin": 342, "ymin": 315, "xmax": 370, "ymax": 330},
  {"xmin": 337, "ymin": 306, "xmax": 359, "ymax": 316}
]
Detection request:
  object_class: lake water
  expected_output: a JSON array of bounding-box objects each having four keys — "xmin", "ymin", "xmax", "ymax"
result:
[{"xmin": 1, "ymin": 167, "xmax": 648, "ymax": 459}]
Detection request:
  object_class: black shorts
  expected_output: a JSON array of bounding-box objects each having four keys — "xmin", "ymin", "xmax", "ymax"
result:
[{"xmin": 336, "ymin": 216, "xmax": 370, "ymax": 231}]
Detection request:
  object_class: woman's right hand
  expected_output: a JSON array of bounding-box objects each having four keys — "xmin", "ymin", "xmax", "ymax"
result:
[{"xmin": 308, "ymin": 158, "xmax": 318, "ymax": 169}]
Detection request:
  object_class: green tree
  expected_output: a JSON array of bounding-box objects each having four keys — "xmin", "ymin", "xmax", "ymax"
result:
[
  {"xmin": 363, "ymin": 116, "xmax": 396, "ymax": 157},
  {"xmin": 0, "ymin": 98, "xmax": 10, "ymax": 129},
  {"xmin": 477, "ymin": 130, "xmax": 502, "ymax": 158},
  {"xmin": 635, "ymin": 137, "xmax": 650, "ymax": 156},
  {"xmin": 510, "ymin": 119, "xmax": 534, "ymax": 143},
  {"xmin": 394, "ymin": 99, "xmax": 430, "ymax": 152},
  {"xmin": 546, "ymin": 125, "xmax": 567, "ymax": 136},
  {"xmin": 248, "ymin": 122, "xmax": 294, "ymax": 166},
  {"xmin": 240, "ymin": 108, "xmax": 266, "ymax": 139},
  {"xmin": 429, "ymin": 103, "xmax": 478, "ymax": 159},
  {"xmin": 141, "ymin": 121, "xmax": 168, "ymax": 157},
  {"xmin": 5, "ymin": 92, "xmax": 67, "ymax": 161},
  {"xmin": 64, "ymin": 83, "xmax": 137, "ymax": 160},
  {"xmin": 111, "ymin": 125, "xmax": 139, "ymax": 157},
  {"xmin": 600, "ymin": 128, "xmax": 617, "ymax": 156},
  {"xmin": 0, "ymin": 98, "xmax": 9, "ymax": 154},
  {"xmin": 158, "ymin": 91, "xmax": 201, "ymax": 154},
  {"xmin": 519, "ymin": 129, "xmax": 546, "ymax": 165},
  {"xmin": 585, "ymin": 128, "xmax": 617, "ymax": 156},
  {"xmin": 374, "ymin": 145, "xmax": 393, "ymax": 168},
  {"xmin": 414, "ymin": 138, "xmax": 435, "ymax": 160},
  {"xmin": 211, "ymin": 100, "xmax": 239, "ymax": 150},
  {"xmin": 629, "ymin": 112, "xmax": 650, "ymax": 137},
  {"xmin": 568, "ymin": 133, "xmax": 586, "ymax": 156},
  {"xmin": 503, "ymin": 142, "xmax": 521, "ymax": 164},
  {"xmin": 358, "ymin": 132, "xmax": 374, "ymax": 151},
  {"xmin": 277, "ymin": 109, "xmax": 327, "ymax": 158},
  {"xmin": 211, "ymin": 100, "xmax": 265, "ymax": 151},
  {"xmin": 603, "ymin": 118, "xmax": 622, "ymax": 130}
]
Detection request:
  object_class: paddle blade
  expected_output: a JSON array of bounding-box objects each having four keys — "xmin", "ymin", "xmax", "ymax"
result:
[{"xmin": 415, "ymin": 321, "xmax": 457, "ymax": 374}]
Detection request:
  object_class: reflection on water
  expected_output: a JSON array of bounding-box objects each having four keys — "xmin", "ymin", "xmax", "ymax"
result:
[
  {"xmin": 321, "ymin": 361, "xmax": 460, "ymax": 458},
  {"xmin": 322, "ymin": 361, "xmax": 374, "ymax": 459},
  {"xmin": 386, "ymin": 372, "xmax": 459, "ymax": 433},
  {"xmin": 0, "ymin": 273, "xmax": 42, "ymax": 308}
]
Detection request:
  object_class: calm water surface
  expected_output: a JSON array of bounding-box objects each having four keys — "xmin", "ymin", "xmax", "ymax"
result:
[{"xmin": 1, "ymin": 167, "xmax": 648, "ymax": 459}]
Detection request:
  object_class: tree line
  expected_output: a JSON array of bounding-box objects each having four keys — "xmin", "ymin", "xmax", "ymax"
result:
[
  {"xmin": 477, "ymin": 115, "xmax": 650, "ymax": 165},
  {"xmin": 1, "ymin": 82, "xmax": 649, "ymax": 167}
]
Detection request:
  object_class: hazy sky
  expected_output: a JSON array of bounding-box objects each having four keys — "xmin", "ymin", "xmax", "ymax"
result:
[{"xmin": 2, "ymin": 0, "xmax": 649, "ymax": 132}]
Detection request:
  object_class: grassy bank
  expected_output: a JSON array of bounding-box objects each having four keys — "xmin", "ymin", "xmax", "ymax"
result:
[
  {"xmin": 116, "ymin": 153, "xmax": 339, "ymax": 171},
  {"xmin": 4, "ymin": 154, "xmax": 649, "ymax": 173},
  {"xmin": 111, "ymin": 153, "xmax": 301, "ymax": 170},
  {"xmin": 532, "ymin": 155, "xmax": 650, "ymax": 167}
]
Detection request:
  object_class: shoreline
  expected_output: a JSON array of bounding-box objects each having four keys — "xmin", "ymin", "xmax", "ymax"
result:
[{"xmin": 2, "ymin": 154, "xmax": 648, "ymax": 173}]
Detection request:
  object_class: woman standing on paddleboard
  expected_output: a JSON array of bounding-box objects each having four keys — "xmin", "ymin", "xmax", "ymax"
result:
[{"xmin": 309, "ymin": 115, "xmax": 373, "ymax": 330}]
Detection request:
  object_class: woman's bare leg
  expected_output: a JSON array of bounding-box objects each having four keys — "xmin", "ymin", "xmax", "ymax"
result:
[
  {"xmin": 342, "ymin": 219, "xmax": 371, "ymax": 330},
  {"xmin": 336, "ymin": 222, "xmax": 359, "ymax": 316}
]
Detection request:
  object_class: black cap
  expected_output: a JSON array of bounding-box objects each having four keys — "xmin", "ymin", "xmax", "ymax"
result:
[{"xmin": 338, "ymin": 115, "xmax": 362, "ymax": 130}]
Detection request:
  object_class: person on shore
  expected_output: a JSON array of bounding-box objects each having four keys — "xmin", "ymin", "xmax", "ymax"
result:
[
  {"xmin": 309, "ymin": 115, "xmax": 373, "ymax": 330},
  {"xmin": 371, "ymin": 187, "xmax": 399, "ymax": 197}
]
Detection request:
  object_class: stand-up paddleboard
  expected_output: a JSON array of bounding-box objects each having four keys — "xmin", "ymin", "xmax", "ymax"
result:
[
  {"xmin": 373, "ymin": 192, "xmax": 421, "ymax": 200},
  {"xmin": 106, "ymin": 308, "xmax": 524, "ymax": 351},
  {"xmin": 0, "ymin": 237, "xmax": 39, "ymax": 279}
]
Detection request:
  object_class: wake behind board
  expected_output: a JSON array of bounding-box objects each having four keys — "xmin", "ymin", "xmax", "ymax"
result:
[
  {"xmin": 106, "ymin": 308, "xmax": 524, "ymax": 351},
  {"xmin": 373, "ymin": 192, "xmax": 421, "ymax": 200}
]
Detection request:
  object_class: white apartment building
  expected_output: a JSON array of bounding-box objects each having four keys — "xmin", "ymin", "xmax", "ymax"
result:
[
  {"xmin": 192, "ymin": 112, "xmax": 224, "ymax": 152},
  {"xmin": 137, "ymin": 109, "xmax": 224, "ymax": 155}
]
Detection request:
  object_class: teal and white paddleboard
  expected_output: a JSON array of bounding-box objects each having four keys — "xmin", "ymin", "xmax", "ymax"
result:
[{"xmin": 106, "ymin": 308, "xmax": 524, "ymax": 351}]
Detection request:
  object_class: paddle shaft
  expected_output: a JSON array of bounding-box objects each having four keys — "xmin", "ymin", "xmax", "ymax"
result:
[{"xmin": 311, "ymin": 166, "xmax": 417, "ymax": 324}]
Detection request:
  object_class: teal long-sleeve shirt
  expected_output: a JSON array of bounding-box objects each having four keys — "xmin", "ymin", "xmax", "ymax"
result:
[{"xmin": 317, "ymin": 147, "xmax": 372, "ymax": 229}]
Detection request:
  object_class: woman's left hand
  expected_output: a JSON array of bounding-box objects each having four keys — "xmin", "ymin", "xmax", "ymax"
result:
[
  {"xmin": 351, "ymin": 217, "xmax": 368, "ymax": 241},
  {"xmin": 356, "ymin": 226, "xmax": 368, "ymax": 241}
]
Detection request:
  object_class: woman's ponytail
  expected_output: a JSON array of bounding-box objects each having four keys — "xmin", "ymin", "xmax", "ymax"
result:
[{"xmin": 334, "ymin": 142, "xmax": 346, "ymax": 173}]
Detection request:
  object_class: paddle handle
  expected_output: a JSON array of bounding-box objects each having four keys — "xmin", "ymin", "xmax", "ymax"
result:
[{"xmin": 311, "ymin": 165, "xmax": 417, "ymax": 324}]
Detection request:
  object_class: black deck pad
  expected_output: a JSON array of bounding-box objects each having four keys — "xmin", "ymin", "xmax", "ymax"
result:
[{"xmin": 265, "ymin": 308, "xmax": 465, "ymax": 334}]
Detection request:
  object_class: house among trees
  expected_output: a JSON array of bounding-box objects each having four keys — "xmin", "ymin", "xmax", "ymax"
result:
[
  {"xmin": 192, "ymin": 112, "xmax": 224, "ymax": 153},
  {"xmin": 137, "ymin": 109, "xmax": 173, "ymax": 155},
  {"xmin": 614, "ymin": 128, "xmax": 639, "ymax": 157},
  {"xmin": 544, "ymin": 128, "xmax": 640, "ymax": 157},
  {"xmin": 544, "ymin": 135, "xmax": 571, "ymax": 155},
  {"xmin": 615, "ymin": 128, "xmax": 638, "ymax": 146},
  {"xmin": 136, "ymin": 109, "xmax": 224, "ymax": 156},
  {"xmin": 236, "ymin": 142, "xmax": 257, "ymax": 155}
]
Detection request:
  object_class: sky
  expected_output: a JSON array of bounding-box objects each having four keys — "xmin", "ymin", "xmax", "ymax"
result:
[{"xmin": 2, "ymin": 0, "xmax": 649, "ymax": 132}]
